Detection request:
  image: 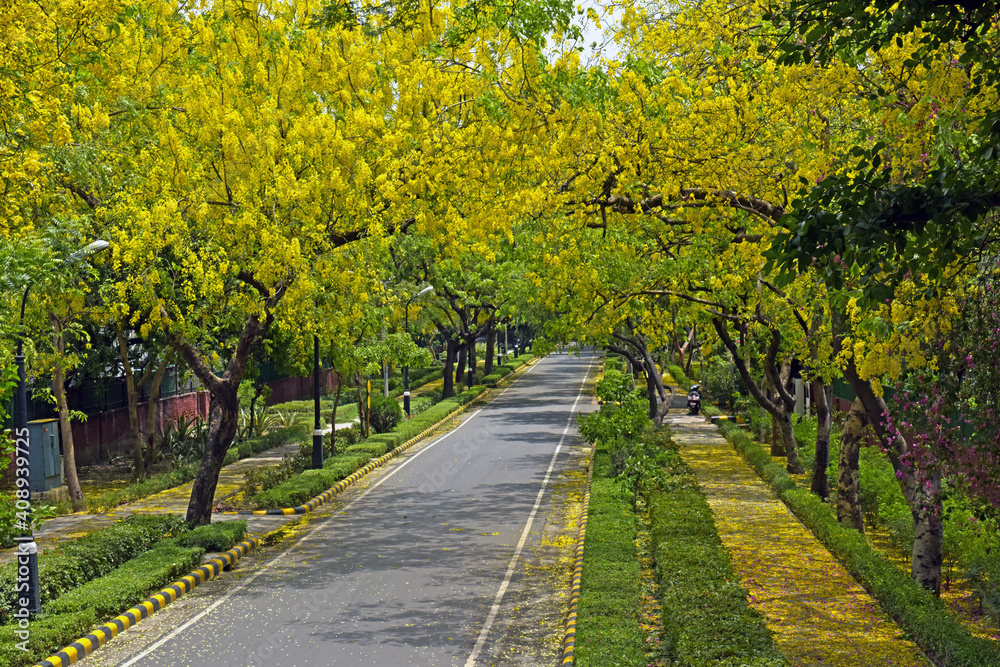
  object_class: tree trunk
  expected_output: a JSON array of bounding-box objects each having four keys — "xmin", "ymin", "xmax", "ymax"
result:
[
  {"xmin": 467, "ymin": 338, "xmax": 477, "ymax": 386},
  {"xmin": 712, "ymin": 318, "xmax": 803, "ymax": 473},
  {"xmin": 455, "ymin": 343, "xmax": 467, "ymax": 385},
  {"xmin": 115, "ymin": 323, "xmax": 144, "ymax": 474},
  {"xmin": 443, "ymin": 338, "xmax": 457, "ymax": 398},
  {"xmin": 811, "ymin": 381, "xmax": 832, "ymax": 499},
  {"xmin": 143, "ymin": 358, "xmax": 168, "ymax": 478},
  {"xmin": 51, "ymin": 317, "xmax": 85, "ymax": 511},
  {"xmin": 837, "ymin": 397, "xmax": 866, "ymax": 532},
  {"xmin": 329, "ymin": 374, "xmax": 342, "ymax": 455},
  {"xmin": 911, "ymin": 470, "xmax": 944, "ymax": 596},
  {"xmin": 185, "ymin": 389, "xmax": 238, "ymax": 526},
  {"xmin": 770, "ymin": 413, "xmax": 786, "ymax": 456},
  {"xmin": 484, "ymin": 325, "xmax": 495, "ymax": 375}
]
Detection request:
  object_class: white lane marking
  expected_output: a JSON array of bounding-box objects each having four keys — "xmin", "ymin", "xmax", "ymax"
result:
[
  {"xmin": 465, "ymin": 352, "xmax": 595, "ymax": 665},
  {"xmin": 120, "ymin": 408, "xmax": 484, "ymax": 667}
]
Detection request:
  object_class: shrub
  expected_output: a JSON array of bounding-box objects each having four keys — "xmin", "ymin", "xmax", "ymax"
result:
[
  {"xmin": 0, "ymin": 610, "xmax": 96, "ymax": 667},
  {"xmin": 240, "ymin": 459, "xmax": 297, "ymax": 501},
  {"xmin": 369, "ymin": 393, "xmax": 403, "ymax": 433},
  {"xmin": 703, "ymin": 356, "xmax": 745, "ymax": 407},
  {"xmin": 45, "ymin": 543, "xmax": 204, "ymax": 619},
  {"xmin": 576, "ymin": 449, "xmax": 646, "ymax": 666},
  {"xmin": 344, "ymin": 442, "xmax": 389, "ymax": 459},
  {"xmin": 482, "ymin": 373, "xmax": 502, "ymax": 387},
  {"xmin": 0, "ymin": 514, "xmax": 187, "ymax": 625},
  {"xmin": 323, "ymin": 454, "xmax": 368, "ymax": 477},
  {"xmin": 179, "ymin": 520, "xmax": 247, "ymax": 552}
]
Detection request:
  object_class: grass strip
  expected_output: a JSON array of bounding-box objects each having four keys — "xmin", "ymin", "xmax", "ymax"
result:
[
  {"xmin": 574, "ymin": 448, "xmax": 646, "ymax": 666},
  {"xmin": 715, "ymin": 419, "xmax": 1000, "ymax": 667}
]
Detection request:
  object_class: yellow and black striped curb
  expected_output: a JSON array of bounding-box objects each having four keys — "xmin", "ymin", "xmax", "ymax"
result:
[
  {"xmin": 217, "ymin": 357, "xmax": 540, "ymax": 517},
  {"xmin": 35, "ymin": 537, "xmax": 260, "ymax": 667},
  {"xmin": 561, "ymin": 449, "xmax": 595, "ymax": 665},
  {"xmin": 710, "ymin": 414, "xmax": 745, "ymax": 424}
]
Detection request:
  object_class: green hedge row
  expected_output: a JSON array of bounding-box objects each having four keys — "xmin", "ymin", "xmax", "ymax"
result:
[
  {"xmin": 45, "ymin": 542, "xmax": 204, "ymax": 619},
  {"xmin": 0, "ymin": 609, "xmax": 95, "ymax": 667},
  {"xmin": 648, "ymin": 481, "xmax": 783, "ymax": 665},
  {"xmin": 715, "ymin": 420, "xmax": 1000, "ymax": 667},
  {"xmin": 575, "ymin": 449, "xmax": 646, "ymax": 666},
  {"xmin": 179, "ymin": 519, "xmax": 248, "ymax": 552},
  {"xmin": 0, "ymin": 523, "xmax": 247, "ymax": 667},
  {"xmin": 0, "ymin": 514, "xmax": 186, "ymax": 626}
]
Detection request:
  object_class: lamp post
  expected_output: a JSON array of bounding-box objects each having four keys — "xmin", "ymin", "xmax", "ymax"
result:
[
  {"xmin": 403, "ymin": 285, "xmax": 434, "ymax": 418},
  {"xmin": 14, "ymin": 240, "xmax": 109, "ymax": 618}
]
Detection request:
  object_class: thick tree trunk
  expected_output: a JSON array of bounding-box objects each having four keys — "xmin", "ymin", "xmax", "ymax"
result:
[
  {"xmin": 143, "ymin": 358, "xmax": 168, "ymax": 478},
  {"xmin": 467, "ymin": 338, "xmax": 477, "ymax": 385},
  {"xmin": 484, "ymin": 325, "xmax": 495, "ymax": 375},
  {"xmin": 185, "ymin": 389, "xmax": 238, "ymax": 526},
  {"xmin": 811, "ymin": 381, "xmax": 832, "ymax": 499},
  {"xmin": 644, "ymin": 371, "xmax": 658, "ymax": 419},
  {"xmin": 455, "ymin": 343, "xmax": 467, "ymax": 385},
  {"xmin": 443, "ymin": 338, "xmax": 457, "ymax": 398},
  {"xmin": 837, "ymin": 397, "xmax": 866, "ymax": 532},
  {"xmin": 52, "ymin": 318, "xmax": 85, "ymax": 511},
  {"xmin": 912, "ymin": 471, "xmax": 944, "ymax": 596},
  {"xmin": 770, "ymin": 412, "xmax": 786, "ymax": 456}
]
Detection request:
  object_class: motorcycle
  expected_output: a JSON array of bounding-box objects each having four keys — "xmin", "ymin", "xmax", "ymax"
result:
[{"xmin": 687, "ymin": 384, "xmax": 702, "ymax": 415}]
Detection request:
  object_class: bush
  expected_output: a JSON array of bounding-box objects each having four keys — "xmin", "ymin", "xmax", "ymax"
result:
[
  {"xmin": 0, "ymin": 610, "xmax": 96, "ymax": 667},
  {"xmin": 45, "ymin": 543, "xmax": 204, "ymax": 620},
  {"xmin": 240, "ymin": 459, "xmax": 297, "ymax": 501},
  {"xmin": 369, "ymin": 393, "xmax": 403, "ymax": 433},
  {"xmin": 323, "ymin": 454, "xmax": 369, "ymax": 476},
  {"xmin": 179, "ymin": 520, "xmax": 247, "ymax": 552},
  {"xmin": 576, "ymin": 449, "xmax": 646, "ymax": 666},
  {"xmin": 703, "ymin": 356, "xmax": 745, "ymax": 407},
  {"xmin": 482, "ymin": 373, "xmax": 502, "ymax": 387},
  {"xmin": 0, "ymin": 514, "xmax": 186, "ymax": 625},
  {"xmin": 344, "ymin": 442, "xmax": 389, "ymax": 459}
]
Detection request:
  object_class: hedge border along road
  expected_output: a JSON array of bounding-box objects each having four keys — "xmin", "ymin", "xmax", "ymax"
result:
[
  {"xmin": 217, "ymin": 355, "xmax": 539, "ymax": 517},
  {"xmin": 560, "ymin": 449, "xmax": 595, "ymax": 665},
  {"xmin": 34, "ymin": 537, "xmax": 260, "ymax": 667}
]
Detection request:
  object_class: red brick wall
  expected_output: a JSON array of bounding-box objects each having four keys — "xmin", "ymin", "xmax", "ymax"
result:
[{"xmin": 3, "ymin": 369, "xmax": 340, "ymax": 476}]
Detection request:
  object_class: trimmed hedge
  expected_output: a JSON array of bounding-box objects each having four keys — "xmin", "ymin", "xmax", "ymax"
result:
[
  {"xmin": 344, "ymin": 442, "xmax": 389, "ymax": 459},
  {"xmin": 576, "ymin": 449, "xmax": 646, "ymax": 666},
  {"xmin": 0, "ymin": 514, "xmax": 186, "ymax": 625},
  {"xmin": 45, "ymin": 543, "xmax": 204, "ymax": 619},
  {"xmin": 715, "ymin": 420, "xmax": 1000, "ymax": 667},
  {"xmin": 648, "ymin": 484, "xmax": 783, "ymax": 665},
  {"xmin": 180, "ymin": 519, "xmax": 247, "ymax": 552},
  {"xmin": 0, "ymin": 610, "xmax": 96, "ymax": 667}
]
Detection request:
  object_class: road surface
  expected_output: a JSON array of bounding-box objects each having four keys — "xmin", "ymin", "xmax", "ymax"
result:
[{"xmin": 81, "ymin": 350, "xmax": 597, "ymax": 667}]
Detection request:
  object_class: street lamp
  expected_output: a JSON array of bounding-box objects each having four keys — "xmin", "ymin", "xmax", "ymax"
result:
[
  {"xmin": 403, "ymin": 285, "xmax": 434, "ymax": 418},
  {"xmin": 14, "ymin": 239, "xmax": 109, "ymax": 617}
]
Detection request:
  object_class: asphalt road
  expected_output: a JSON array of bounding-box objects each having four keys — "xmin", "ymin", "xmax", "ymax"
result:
[{"xmin": 90, "ymin": 351, "xmax": 596, "ymax": 667}]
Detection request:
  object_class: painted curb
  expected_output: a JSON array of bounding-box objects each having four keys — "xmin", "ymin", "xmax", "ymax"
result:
[
  {"xmin": 217, "ymin": 357, "xmax": 539, "ymax": 517},
  {"xmin": 561, "ymin": 447, "xmax": 595, "ymax": 665},
  {"xmin": 34, "ymin": 537, "xmax": 261, "ymax": 667}
]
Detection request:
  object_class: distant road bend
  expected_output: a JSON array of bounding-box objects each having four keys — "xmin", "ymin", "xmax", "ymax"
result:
[{"xmin": 84, "ymin": 350, "xmax": 597, "ymax": 667}]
